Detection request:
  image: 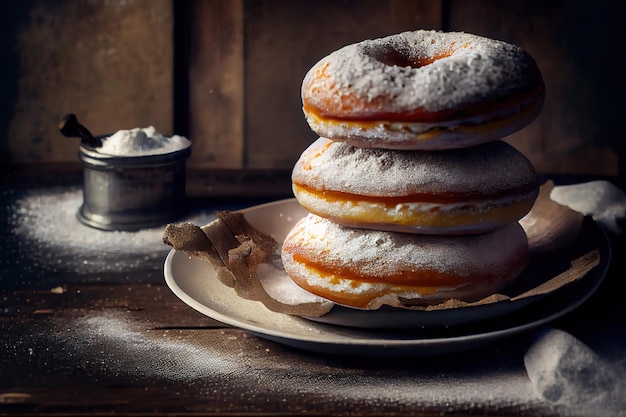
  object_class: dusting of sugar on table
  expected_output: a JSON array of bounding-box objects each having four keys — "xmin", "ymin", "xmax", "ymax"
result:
[{"xmin": 4, "ymin": 186, "xmax": 214, "ymax": 285}]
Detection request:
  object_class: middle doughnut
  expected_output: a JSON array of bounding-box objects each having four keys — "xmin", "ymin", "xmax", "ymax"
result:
[{"xmin": 292, "ymin": 137, "xmax": 538, "ymax": 234}]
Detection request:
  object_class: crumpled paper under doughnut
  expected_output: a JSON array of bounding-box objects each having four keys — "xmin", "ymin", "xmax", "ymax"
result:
[{"xmin": 163, "ymin": 182, "xmax": 600, "ymax": 318}]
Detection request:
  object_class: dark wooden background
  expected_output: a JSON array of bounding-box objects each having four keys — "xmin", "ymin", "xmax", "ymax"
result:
[{"xmin": 1, "ymin": 0, "xmax": 625, "ymax": 194}]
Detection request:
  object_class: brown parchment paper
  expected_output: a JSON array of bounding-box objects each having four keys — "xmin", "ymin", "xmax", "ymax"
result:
[{"xmin": 163, "ymin": 182, "xmax": 599, "ymax": 318}]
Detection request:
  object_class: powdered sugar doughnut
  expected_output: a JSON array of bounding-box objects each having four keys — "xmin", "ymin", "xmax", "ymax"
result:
[
  {"xmin": 302, "ymin": 30, "xmax": 544, "ymax": 150},
  {"xmin": 281, "ymin": 213, "xmax": 529, "ymax": 309},
  {"xmin": 292, "ymin": 137, "xmax": 538, "ymax": 234}
]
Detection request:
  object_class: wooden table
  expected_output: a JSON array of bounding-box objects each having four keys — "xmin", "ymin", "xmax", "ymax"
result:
[{"xmin": 1, "ymin": 174, "xmax": 625, "ymax": 416}]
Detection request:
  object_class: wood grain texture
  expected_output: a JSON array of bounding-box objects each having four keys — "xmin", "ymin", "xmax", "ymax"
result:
[
  {"xmin": 3, "ymin": 0, "xmax": 625, "ymax": 179},
  {"xmin": 0, "ymin": 174, "xmax": 625, "ymax": 416},
  {"xmin": 447, "ymin": 0, "xmax": 624, "ymax": 175},
  {"xmin": 243, "ymin": 0, "xmax": 442, "ymax": 169},
  {"xmin": 0, "ymin": 284, "xmax": 554, "ymax": 417},
  {"xmin": 390, "ymin": 0, "xmax": 442, "ymax": 32},
  {"xmin": 6, "ymin": 0, "xmax": 174, "ymax": 164},
  {"xmin": 187, "ymin": 0, "xmax": 244, "ymax": 169}
]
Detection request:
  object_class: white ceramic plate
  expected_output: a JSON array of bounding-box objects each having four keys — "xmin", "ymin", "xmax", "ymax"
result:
[{"xmin": 164, "ymin": 199, "xmax": 611, "ymax": 356}]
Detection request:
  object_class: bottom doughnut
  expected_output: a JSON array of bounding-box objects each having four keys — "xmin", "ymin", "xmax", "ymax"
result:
[{"xmin": 281, "ymin": 214, "xmax": 529, "ymax": 309}]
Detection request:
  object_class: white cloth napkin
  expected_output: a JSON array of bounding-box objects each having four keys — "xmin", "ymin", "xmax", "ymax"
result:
[
  {"xmin": 551, "ymin": 181, "xmax": 626, "ymax": 236},
  {"xmin": 524, "ymin": 328, "xmax": 625, "ymax": 416}
]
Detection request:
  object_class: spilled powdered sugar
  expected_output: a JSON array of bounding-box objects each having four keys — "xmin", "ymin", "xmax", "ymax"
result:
[
  {"xmin": 10, "ymin": 188, "xmax": 166, "ymax": 255},
  {"xmin": 4, "ymin": 187, "xmax": 215, "ymax": 285}
]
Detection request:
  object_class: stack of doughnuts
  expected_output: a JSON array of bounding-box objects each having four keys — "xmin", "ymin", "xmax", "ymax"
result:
[{"xmin": 281, "ymin": 30, "xmax": 544, "ymax": 309}]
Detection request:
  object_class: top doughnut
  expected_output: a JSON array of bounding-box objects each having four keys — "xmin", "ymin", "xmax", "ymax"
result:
[{"xmin": 302, "ymin": 30, "xmax": 544, "ymax": 150}]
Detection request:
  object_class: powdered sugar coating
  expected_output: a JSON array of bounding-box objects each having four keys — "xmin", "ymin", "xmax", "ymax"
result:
[
  {"xmin": 281, "ymin": 214, "xmax": 529, "ymax": 307},
  {"xmin": 302, "ymin": 30, "xmax": 543, "ymax": 117},
  {"xmin": 293, "ymin": 138, "xmax": 537, "ymax": 198},
  {"xmin": 301, "ymin": 30, "xmax": 544, "ymax": 148}
]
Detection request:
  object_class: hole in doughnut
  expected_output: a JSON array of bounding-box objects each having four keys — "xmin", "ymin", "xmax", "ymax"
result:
[{"xmin": 370, "ymin": 45, "xmax": 448, "ymax": 68}]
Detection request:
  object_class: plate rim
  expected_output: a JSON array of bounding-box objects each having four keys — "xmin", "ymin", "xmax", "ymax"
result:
[{"xmin": 164, "ymin": 199, "xmax": 611, "ymax": 354}]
